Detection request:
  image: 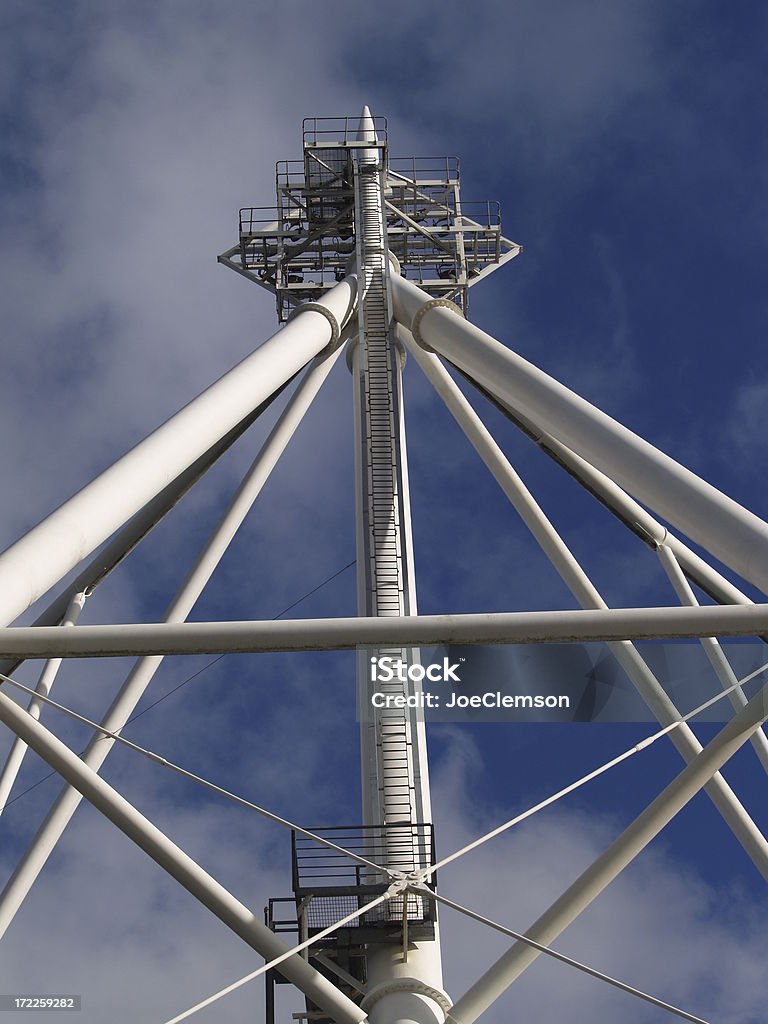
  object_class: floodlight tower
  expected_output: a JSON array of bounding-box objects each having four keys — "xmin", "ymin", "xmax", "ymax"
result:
[
  {"xmin": 2, "ymin": 103, "xmax": 768, "ymax": 1024},
  {"xmin": 219, "ymin": 108, "xmax": 520, "ymax": 1024}
]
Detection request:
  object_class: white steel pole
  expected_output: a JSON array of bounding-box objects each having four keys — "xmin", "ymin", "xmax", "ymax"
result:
[
  {"xmin": 401, "ymin": 333, "xmax": 768, "ymax": 877},
  {"xmin": 2, "ymin": 381, "xmax": 293, "ymax": 643},
  {"xmin": 391, "ymin": 275, "xmax": 768, "ymax": 596},
  {"xmin": 0, "ymin": 277, "xmax": 357, "ymax": 628},
  {"xmin": 531, "ymin": 434, "xmax": 758, "ymax": 609},
  {"xmin": 0, "ymin": 592, "xmax": 86, "ymax": 814},
  {"xmin": 4, "ymin": 605, "xmax": 768, "ymax": 658},
  {"xmin": 0, "ymin": 344, "xmax": 347, "ymax": 939},
  {"xmin": 351, "ymin": 105, "xmax": 447, "ymax": 1024},
  {"xmin": 0, "ymin": 688, "xmax": 366, "ymax": 1024},
  {"xmin": 656, "ymin": 542, "xmax": 768, "ymax": 772},
  {"xmin": 455, "ymin": 377, "xmax": 759, "ymax": 611},
  {"xmin": 446, "ymin": 679, "xmax": 768, "ymax": 1024}
]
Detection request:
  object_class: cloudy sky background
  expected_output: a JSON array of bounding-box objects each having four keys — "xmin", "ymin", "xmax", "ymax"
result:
[{"xmin": 0, "ymin": 2, "xmax": 767, "ymax": 1021}]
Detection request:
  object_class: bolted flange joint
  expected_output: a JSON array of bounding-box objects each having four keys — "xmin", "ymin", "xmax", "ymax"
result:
[
  {"xmin": 410, "ymin": 299, "xmax": 464, "ymax": 353},
  {"xmin": 286, "ymin": 301, "xmax": 343, "ymax": 354}
]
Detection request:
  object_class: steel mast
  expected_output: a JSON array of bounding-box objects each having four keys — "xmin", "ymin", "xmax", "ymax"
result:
[
  {"xmin": 350, "ymin": 107, "xmax": 446, "ymax": 1024},
  {"xmin": 217, "ymin": 106, "xmax": 517, "ymax": 1024},
  {"xmin": 4, "ymin": 103, "xmax": 760, "ymax": 1024}
]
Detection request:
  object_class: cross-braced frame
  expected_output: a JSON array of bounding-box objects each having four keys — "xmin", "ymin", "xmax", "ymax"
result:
[{"xmin": 0, "ymin": 109, "xmax": 766, "ymax": 1024}]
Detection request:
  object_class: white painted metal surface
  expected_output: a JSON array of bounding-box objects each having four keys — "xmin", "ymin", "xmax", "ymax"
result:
[
  {"xmin": 1, "ymin": 106, "xmax": 765, "ymax": 1024},
  {"xmin": 657, "ymin": 542, "xmax": 768, "ymax": 772},
  {"xmin": 0, "ymin": 277, "xmax": 357, "ymax": 628},
  {"xmin": 392, "ymin": 274, "xmax": 768, "ymax": 596},
  {"xmin": 3, "ymin": 604, "xmax": 768, "ymax": 658},
  {"xmin": 0, "ymin": 688, "xmax": 366, "ymax": 1024},
  {"xmin": 0, "ymin": 402, "xmax": 278, "ymax": 687},
  {"xmin": 447, "ymin": 678, "xmax": 768, "ymax": 1024},
  {"xmin": 0, "ymin": 592, "xmax": 85, "ymax": 814},
  {"xmin": 453, "ymin": 382, "xmax": 759, "ymax": 610},
  {"xmin": 0, "ymin": 344, "xmax": 347, "ymax": 939},
  {"xmin": 352, "ymin": 109, "xmax": 427, "ymax": 830},
  {"xmin": 400, "ymin": 332, "xmax": 768, "ymax": 877},
  {"xmin": 351, "ymin": 105, "xmax": 447, "ymax": 1024}
]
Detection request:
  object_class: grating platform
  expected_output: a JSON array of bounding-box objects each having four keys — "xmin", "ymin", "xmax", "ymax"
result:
[{"xmin": 218, "ymin": 114, "xmax": 520, "ymax": 320}]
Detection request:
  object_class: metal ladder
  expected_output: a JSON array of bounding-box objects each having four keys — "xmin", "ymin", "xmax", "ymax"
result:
[{"xmin": 353, "ymin": 152, "xmax": 419, "ymax": 864}]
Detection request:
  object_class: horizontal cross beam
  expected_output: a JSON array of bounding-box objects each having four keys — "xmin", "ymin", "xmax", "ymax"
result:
[{"xmin": 2, "ymin": 604, "xmax": 768, "ymax": 659}]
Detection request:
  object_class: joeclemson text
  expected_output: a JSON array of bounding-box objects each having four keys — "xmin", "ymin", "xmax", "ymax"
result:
[{"xmin": 371, "ymin": 692, "xmax": 570, "ymax": 709}]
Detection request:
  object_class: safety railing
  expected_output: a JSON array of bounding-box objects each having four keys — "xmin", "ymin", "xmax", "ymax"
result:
[{"xmin": 303, "ymin": 115, "xmax": 388, "ymax": 147}]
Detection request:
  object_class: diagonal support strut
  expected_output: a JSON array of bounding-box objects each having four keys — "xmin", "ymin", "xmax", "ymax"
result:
[
  {"xmin": 399, "ymin": 328, "xmax": 768, "ymax": 877},
  {"xmin": 447, "ymin": 679, "xmax": 768, "ymax": 1024},
  {"xmin": 0, "ymin": 341, "xmax": 349, "ymax": 939},
  {"xmin": 0, "ymin": 276, "xmax": 357, "ymax": 628},
  {"xmin": 0, "ymin": 688, "xmax": 366, "ymax": 1024},
  {"xmin": 392, "ymin": 274, "xmax": 768, "ymax": 596}
]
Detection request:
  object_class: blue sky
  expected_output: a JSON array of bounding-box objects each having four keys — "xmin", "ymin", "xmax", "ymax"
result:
[{"xmin": 0, "ymin": 2, "xmax": 766, "ymax": 1022}]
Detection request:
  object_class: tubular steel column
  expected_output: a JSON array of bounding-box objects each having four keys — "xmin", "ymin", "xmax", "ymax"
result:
[
  {"xmin": 447, "ymin": 678, "xmax": 768, "ymax": 1024},
  {"xmin": 399, "ymin": 330, "xmax": 768, "ymax": 879},
  {"xmin": 0, "ymin": 591, "xmax": 86, "ymax": 814},
  {"xmin": 351, "ymin": 108, "xmax": 447, "ymax": 1024},
  {"xmin": 391, "ymin": 274, "xmax": 768, "ymax": 596},
  {"xmin": 0, "ymin": 689, "xmax": 366, "ymax": 1024},
  {"xmin": 0, "ymin": 277, "xmax": 356, "ymax": 629},
  {"xmin": 0, "ymin": 346, "xmax": 347, "ymax": 940}
]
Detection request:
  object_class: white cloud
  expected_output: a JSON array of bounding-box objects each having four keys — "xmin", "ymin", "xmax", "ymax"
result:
[{"xmin": 726, "ymin": 378, "xmax": 768, "ymax": 464}]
